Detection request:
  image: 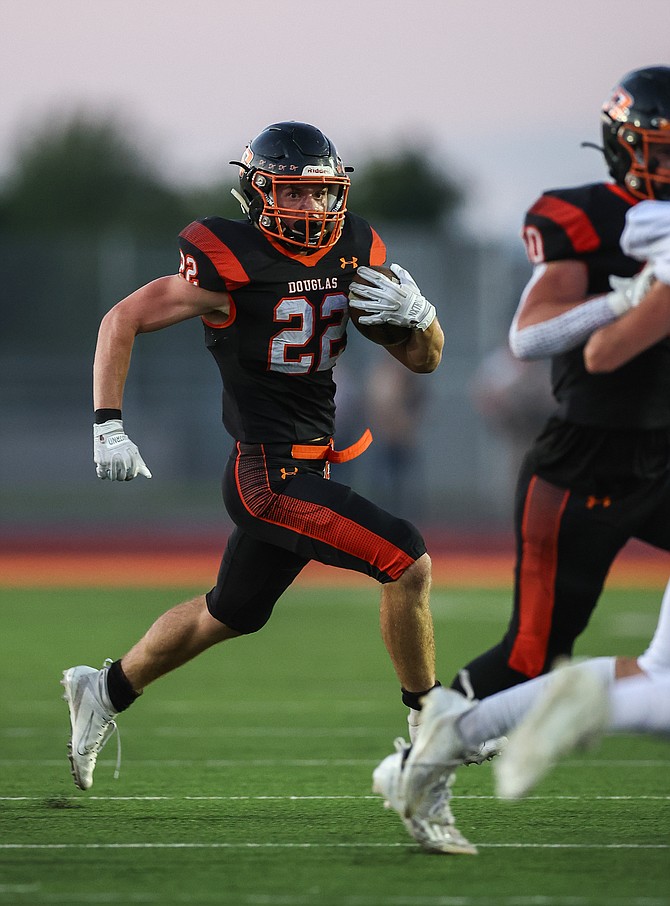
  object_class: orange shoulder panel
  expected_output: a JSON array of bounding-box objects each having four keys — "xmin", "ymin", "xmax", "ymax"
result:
[
  {"xmin": 369, "ymin": 228, "xmax": 387, "ymax": 266},
  {"xmin": 527, "ymin": 196, "xmax": 600, "ymax": 254},
  {"xmin": 180, "ymin": 222, "xmax": 250, "ymax": 290}
]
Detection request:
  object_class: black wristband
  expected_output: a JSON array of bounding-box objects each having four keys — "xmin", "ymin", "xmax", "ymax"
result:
[{"xmin": 95, "ymin": 408, "xmax": 122, "ymax": 424}]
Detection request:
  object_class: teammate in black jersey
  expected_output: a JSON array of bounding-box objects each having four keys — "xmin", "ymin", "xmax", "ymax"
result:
[
  {"xmin": 60, "ymin": 122, "xmax": 476, "ymax": 854},
  {"xmin": 451, "ymin": 66, "xmax": 670, "ymax": 700},
  {"xmin": 374, "ymin": 199, "xmax": 670, "ymax": 827}
]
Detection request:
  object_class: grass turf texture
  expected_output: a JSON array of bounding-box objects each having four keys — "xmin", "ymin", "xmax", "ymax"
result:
[{"xmin": 1, "ymin": 583, "xmax": 668, "ymax": 906}]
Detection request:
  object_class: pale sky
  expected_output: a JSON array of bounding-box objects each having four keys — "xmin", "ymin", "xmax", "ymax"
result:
[{"xmin": 2, "ymin": 0, "xmax": 669, "ymax": 239}]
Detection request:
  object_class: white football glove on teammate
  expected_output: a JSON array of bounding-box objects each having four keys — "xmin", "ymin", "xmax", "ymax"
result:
[
  {"xmin": 349, "ymin": 263, "xmax": 436, "ymax": 330},
  {"xmin": 620, "ymin": 200, "xmax": 670, "ymax": 286},
  {"xmin": 94, "ymin": 419, "xmax": 152, "ymax": 481},
  {"xmin": 605, "ymin": 263, "xmax": 657, "ymax": 316}
]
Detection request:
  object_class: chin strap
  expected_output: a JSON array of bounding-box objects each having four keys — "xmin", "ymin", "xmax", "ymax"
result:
[{"xmin": 231, "ymin": 187, "xmax": 250, "ymax": 215}]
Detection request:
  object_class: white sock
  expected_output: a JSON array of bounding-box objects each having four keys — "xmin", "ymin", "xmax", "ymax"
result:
[
  {"xmin": 457, "ymin": 656, "xmax": 617, "ymax": 749},
  {"xmin": 407, "ymin": 708, "xmax": 421, "ymax": 745},
  {"xmin": 610, "ymin": 673, "xmax": 670, "ymax": 735},
  {"xmin": 637, "ymin": 579, "xmax": 670, "ymax": 677}
]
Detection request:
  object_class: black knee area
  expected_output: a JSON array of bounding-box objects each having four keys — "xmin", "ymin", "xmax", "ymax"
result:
[
  {"xmin": 451, "ymin": 644, "xmax": 532, "ymax": 699},
  {"xmin": 401, "ymin": 681, "xmax": 441, "ymax": 711},
  {"xmin": 205, "ymin": 589, "xmax": 274, "ymax": 635}
]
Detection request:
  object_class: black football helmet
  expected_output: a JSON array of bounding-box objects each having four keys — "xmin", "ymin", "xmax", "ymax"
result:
[
  {"xmin": 601, "ymin": 66, "xmax": 670, "ymax": 200},
  {"xmin": 230, "ymin": 122, "xmax": 351, "ymax": 251}
]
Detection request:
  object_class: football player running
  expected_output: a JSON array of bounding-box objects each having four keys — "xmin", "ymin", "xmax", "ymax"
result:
[
  {"xmin": 60, "ymin": 121, "xmax": 479, "ymax": 855},
  {"xmin": 449, "ymin": 66, "xmax": 670, "ymax": 703}
]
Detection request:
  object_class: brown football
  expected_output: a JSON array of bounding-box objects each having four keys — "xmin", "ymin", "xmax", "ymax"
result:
[{"xmin": 348, "ymin": 265, "xmax": 411, "ymax": 347}]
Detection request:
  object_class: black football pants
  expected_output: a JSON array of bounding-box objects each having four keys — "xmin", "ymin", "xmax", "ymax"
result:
[{"xmin": 206, "ymin": 442, "xmax": 426, "ymax": 633}]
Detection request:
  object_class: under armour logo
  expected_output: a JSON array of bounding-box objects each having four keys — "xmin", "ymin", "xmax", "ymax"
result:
[
  {"xmin": 586, "ymin": 495, "xmax": 612, "ymax": 509},
  {"xmin": 280, "ymin": 467, "xmax": 298, "ymax": 480},
  {"xmin": 340, "ymin": 257, "xmax": 358, "ymax": 269}
]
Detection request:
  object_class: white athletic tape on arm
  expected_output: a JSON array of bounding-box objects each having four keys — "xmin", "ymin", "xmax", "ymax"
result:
[{"xmin": 509, "ymin": 295, "xmax": 618, "ymax": 360}]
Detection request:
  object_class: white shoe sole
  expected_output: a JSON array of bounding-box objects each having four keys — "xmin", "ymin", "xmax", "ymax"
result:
[
  {"xmin": 403, "ymin": 816, "xmax": 478, "ymax": 855},
  {"xmin": 62, "ymin": 668, "xmax": 92, "ymax": 790}
]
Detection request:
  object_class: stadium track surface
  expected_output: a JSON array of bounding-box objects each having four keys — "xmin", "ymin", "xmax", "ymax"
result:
[{"xmin": 0, "ymin": 533, "xmax": 667, "ymax": 588}]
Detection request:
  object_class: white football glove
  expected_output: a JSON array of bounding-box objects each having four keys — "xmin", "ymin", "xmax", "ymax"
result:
[
  {"xmin": 605, "ymin": 263, "xmax": 657, "ymax": 316},
  {"xmin": 620, "ymin": 200, "xmax": 670, "ymax": 285},
  {"xmin": 621, "ymin": 200, "xmax": 670, "ymax": 260},
  {"xmin": 349, "ymin": 263, "xmax": 436, "ymax": 331},
  {"xmin": 93, "ymin": 419, "xmax": 152, "ymax": 481}
]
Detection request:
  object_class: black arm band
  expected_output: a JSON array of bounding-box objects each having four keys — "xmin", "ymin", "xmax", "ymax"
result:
[{"xmin": 94, "ymin": 408, "xmax": 122, "ymax": 424}]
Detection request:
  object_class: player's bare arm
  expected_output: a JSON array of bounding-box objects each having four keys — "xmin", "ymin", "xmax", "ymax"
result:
[
  {"xmin": 94, "ymin": 275, "xmax": 230, "ymax": 409},
  {"xmin": 93, "ymin": 275, "xmax": 230, "ymax": 481},
  {"xmin": 514, "ymin": 260, "xmax": 590, "ymax": 329},
  {"xmin": 386, "ymin": 318, "xmax": 444, "ymax": 373},
  {"xmin": 584, "ymin": 279, "xmax": 670, "ymax": 372}
]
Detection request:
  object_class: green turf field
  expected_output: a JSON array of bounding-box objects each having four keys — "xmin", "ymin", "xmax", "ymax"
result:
[{"xmin": 1, "ymin": 582, "xmax": 668, "ymax": 905}]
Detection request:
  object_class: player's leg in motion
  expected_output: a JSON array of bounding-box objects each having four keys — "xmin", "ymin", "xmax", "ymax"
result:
[
  {"xmin": 61, "ymin": 596, "xmax": 240, "ymax": 790},
  {"xmin": 452, "ymin": 465, "xmax": 626, "ymax": 698},
  {"xmin": 223, "ymin": 444, "xmax": 441, "ymax": 702},
  {"xmin": 374, "ymin": 553, "xmax": 481, "ymax": 854},
  {"xmin": 392, "ymin": 653, "xmax": 670, "ymax": 813},
  {"xmin": 402, "ymin": 578, "xmax": 670, "ymax": 805},
  {"xmin": 62, "ymin": 531, "xmax": 306, "ymax": 791},
  {"xmin": 379, "ymin": 553, "xmax": 436, "ymax": 695},
  {"xmin": 393, "ymin": 656, "xmax": 615, "ymax": 818},
  {"xmin": 226, "ymin": 452, "xmax": 474, "ymax": 856},
  {"xmin": 637, "ymin": 578, "xmax": 670, "ymax": 677},
  {"xmin": 609, "ymin": 672, "xmax": 670, "ymax": 734},
  {"xmin": 495, "ymin": 668, "xmax": 670, "ymax": 800}
]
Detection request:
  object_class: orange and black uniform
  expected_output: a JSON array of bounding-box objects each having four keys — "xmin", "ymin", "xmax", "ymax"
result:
[
  {"xmin": 177, "ymin": 213, "xmax": 426, "ymax": 633},
  {"xmin": 454, "ymin": 183, "xmax": 670, "ymax": 697}
]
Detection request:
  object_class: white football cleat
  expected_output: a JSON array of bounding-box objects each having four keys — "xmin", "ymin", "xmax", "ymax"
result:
[
  {"xmin": 494, "ymin": 662, "xmax": 610, "ymax": 800},
  {"xmin": 372, "ymin": 738, "xmax": 409, "ymax": 815},
  {"xmin": 401, "ymin": 687, "xmax": 476, "ymax": 820},
  {"xmin": 372, "ymin": 737, "xmax": 477, "ymax": 855},
  {"xmin": 402, "ymin": 813, "xmax": 478, "ymax": 855},
  {"xmin": 61, "ymin": 661, "xmax": 120, "ymax": 790}
]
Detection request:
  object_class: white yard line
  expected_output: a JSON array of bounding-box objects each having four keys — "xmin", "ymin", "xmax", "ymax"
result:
[
  {"xmin": 0, "ymin": 893, "xmax": 668, "ymax": 906},
  {"xmin": 2, "ymin": 794, "xmax": 669, "ymax": 801},
  {"xmin": 0, "ymin": 841, "xmax": 670, "ymax": 850},
  {"xmin": 0, "ymin": 842, "xmax": 668, "ymax": 850},
  {"xmin": 1, "ymin": 757, "xmax": 669, "ymax": 768}
]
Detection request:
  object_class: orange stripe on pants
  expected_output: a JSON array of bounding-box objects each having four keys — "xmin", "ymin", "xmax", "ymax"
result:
[{"xmin": 509, "ymin": 476, "xmax": 570, "ymax": 677}]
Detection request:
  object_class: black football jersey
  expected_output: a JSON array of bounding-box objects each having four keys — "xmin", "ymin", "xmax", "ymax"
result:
[
  {"xmin": 522, "ymin": 182, "xmax": 670, "ymax": 429},
  {"xmin": 178, "ymin": 213, "xmax": 386, "ymax": 443}
]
